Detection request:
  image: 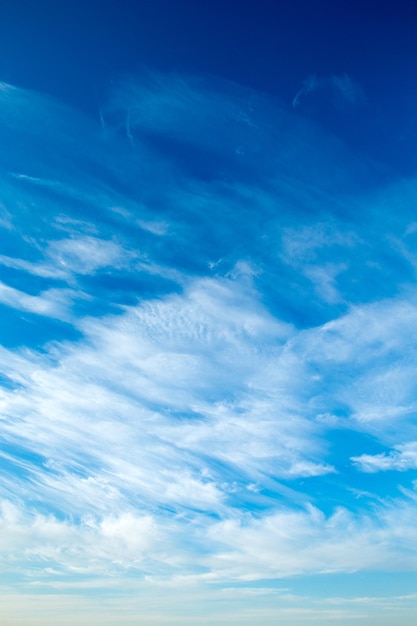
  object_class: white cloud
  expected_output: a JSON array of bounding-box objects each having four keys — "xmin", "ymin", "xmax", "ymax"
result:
[
  {"xmin": 352, "ymin": 442, "xmax": 417, "ymax": 472},
  {"xmin": 303, "ymin": 263, "xmax": 347, "ymax": 303},
  {"xmin": 281, "ymin": 221, "xmax": 359, "ymax": 264},
  {"xmin": 0, "ymin": 281, "xmax": 75, "ymax": 319},
  {"xmin": 0, "ymin": 235, "xmax": 133, "ymax": 280},
  {"xmin": 204, "ymin": 501, "xmax": 417, "ymax": 581},
  {"xmin": 1, "ymin": 264, "xmax": 417, "ymax": 587},
  {"xmin": 46, "ymin": 235, "xmax": 130, "ymax": 275}
]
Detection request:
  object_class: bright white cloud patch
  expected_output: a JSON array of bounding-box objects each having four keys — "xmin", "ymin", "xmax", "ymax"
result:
[
  {"xmin": 0, "ymin": 70, "xmax": 417, "ymax": 624},
  {"xmin": 352, "ymin": 443, "xmax": 417, "ymax": 473}
]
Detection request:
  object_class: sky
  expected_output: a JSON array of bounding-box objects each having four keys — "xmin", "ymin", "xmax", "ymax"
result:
[{"xmin": 0, "ymin": 1, "xmax": 417, "ymax": 624}]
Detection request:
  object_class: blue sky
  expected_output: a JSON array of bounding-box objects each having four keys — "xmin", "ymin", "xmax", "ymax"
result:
[{"xmin": 0, "ymin": 1, "xmax": 417, "ymax": 624}]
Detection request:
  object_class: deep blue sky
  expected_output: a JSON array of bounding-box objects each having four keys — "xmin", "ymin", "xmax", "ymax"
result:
[{"xmin": 1, "ymin": 0, "xmax": 417, "ymax": 170}]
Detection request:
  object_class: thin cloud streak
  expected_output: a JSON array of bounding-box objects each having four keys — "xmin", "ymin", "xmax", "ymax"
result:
[{"xmin": 292, "ymin": 74, "xmax": 365, "ymax": 110}]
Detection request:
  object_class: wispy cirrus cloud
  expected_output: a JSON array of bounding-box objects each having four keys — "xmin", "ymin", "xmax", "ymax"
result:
[{"xmin": 292, "ymin": 73, "xmax": 365, "ymax": 110}]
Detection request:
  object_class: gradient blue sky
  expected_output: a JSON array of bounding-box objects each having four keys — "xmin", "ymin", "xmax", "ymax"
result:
[{"xmin": 1, "ymin": 1, "xmax": 417, "ymax": 624}]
